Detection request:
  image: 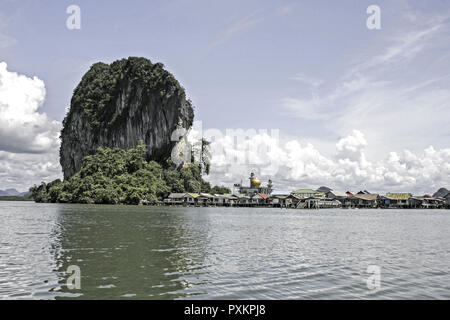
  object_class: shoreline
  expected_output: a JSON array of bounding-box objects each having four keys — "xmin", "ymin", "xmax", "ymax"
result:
[{"xmin": 13, "ymin": 200, "xmax": 450, "ymax": 210}]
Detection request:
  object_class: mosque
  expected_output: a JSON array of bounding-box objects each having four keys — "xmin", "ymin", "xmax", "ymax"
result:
[{"xmin": 234, "ymin": 172, "xmax": 273, "ymax": 195}]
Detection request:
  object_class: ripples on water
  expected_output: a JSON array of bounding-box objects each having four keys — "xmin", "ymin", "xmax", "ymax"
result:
[{"xmin": 0, "ymin": 201, "xmax": 449, "ymax": 299}]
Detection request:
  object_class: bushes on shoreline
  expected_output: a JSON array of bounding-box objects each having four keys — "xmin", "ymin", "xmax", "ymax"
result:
[{"xmin": 30, "ymin": 144, "xmax": 229, "ymax": 205}]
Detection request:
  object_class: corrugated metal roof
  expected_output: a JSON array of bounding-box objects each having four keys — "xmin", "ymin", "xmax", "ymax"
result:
[
  {"xmin": 385, "ymin": 193, "xmax": 412, "ymax": 200},
  {"xmin": 292, "ymin": 189, "xmax": 320, "ymax": 194},
  {"xmin": 168, "ymin": 193, "xmax": 187, "ymax": 198},
  {"xmin": 270, "ymin": 195, "xmax": 289, "ymax": 199},
  {"xmin": 200, "ymin": 193, "xmax": 214, "ymax": 198},
  {"xmin": 354, "ymin": 194, "xmax": 379, "ymax": 201},
  {"xmin": 328, "ymin": 190, "xmax": 348, "ymax": 197},
  {"xmin": 222, "ymin": 194, "xmax": 238, "ymax": 199},
  {"xmin": 186, "ymin": 193, "xmax": 199, "ymax": 198}
]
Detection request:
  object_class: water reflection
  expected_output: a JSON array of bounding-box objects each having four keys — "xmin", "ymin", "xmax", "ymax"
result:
[
  {"xmin": 1, "ymin": 202, "xmax": 450, "ymax": 299},
  {"xmin": 51, "ymin": 204, "xmax": 212, "ymax": 299},
  {"xmin": 0, "ymin": 202, "xmax": 61, "ymax": 299}
]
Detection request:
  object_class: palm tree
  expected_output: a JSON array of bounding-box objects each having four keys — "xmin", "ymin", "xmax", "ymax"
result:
[{"xmin": 200, "ymin": 138, "xmax": 211, "ymax": 175}]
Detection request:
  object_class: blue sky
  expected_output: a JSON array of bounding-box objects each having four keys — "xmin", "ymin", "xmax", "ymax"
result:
[{"xmin": 1, "ymin": 0, "xmax": 450, "ymax": 193}]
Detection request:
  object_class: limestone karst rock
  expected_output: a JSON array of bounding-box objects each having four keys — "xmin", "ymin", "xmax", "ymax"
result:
[{"xmin": 60, "ymin": 57, "xmax": 194, "ymax": 180}]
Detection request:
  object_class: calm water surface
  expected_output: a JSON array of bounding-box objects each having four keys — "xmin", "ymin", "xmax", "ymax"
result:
[{"xmin": 1, "ymin": 201, "xmax": 449, "ymax": 299}]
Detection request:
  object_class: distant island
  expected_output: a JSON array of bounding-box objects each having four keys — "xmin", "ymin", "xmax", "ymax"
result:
[
  {"xmin": 30, "ymin": 57, "xmax": 228, "ymax": 204},
  {"xmin": 30, "ymin": 143, "xmax": 229, "ymax": 205},
  {"xmin": 59, "ymin": 56, "xmax": 194, "ymax": 180},
  {"xmin": 0, "ymin": 189, "xmax": 32, "ymax": 201},
  {"xmin": 27, "ymin": 56, "xmax": 450, "ymax": 209}
]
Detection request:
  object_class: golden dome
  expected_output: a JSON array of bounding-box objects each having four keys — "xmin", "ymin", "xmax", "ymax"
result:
[{"xmin": 251, "ymin": 177, "xmax": 261, "ymax": 187}]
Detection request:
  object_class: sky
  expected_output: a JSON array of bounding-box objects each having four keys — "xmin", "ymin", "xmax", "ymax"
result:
[{"xmin": 0, "ymin": 0, "xmax": 449, "ymax": 194}]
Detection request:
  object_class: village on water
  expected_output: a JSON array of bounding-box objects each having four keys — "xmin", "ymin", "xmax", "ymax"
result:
[{"xmin": 163, "ymin": 173, "xmax": 450, "ymax": 209}]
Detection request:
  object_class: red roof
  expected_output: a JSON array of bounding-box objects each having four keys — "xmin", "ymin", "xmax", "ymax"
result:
[{"xmin": 257, "ymin": 193, "xmax": 270, "ymax": 199}]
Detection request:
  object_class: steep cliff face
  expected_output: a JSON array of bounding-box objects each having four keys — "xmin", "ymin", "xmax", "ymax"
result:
[{"xmin": 60, "ymin": 57, "xmax": 194, "ymax": 180}]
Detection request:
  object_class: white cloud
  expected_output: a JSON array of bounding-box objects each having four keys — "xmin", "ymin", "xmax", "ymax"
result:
[
  {"xmin": 0, "ymin": 62, "xmax": 62, "ymax": 191},
  {"xmin": 349, "ymin": 23, "xmax": 443, "ymax": 76},
  {"xmin": 291, "ymin": 73, "xmax": 323, "ymax": 88},
  {"xmin": 206, "ymin": 130, "xmax": 450, "ymax": 194},
  {"xmin": 281, "ymin": 97, "xmax": 327, "ymax": 120},
  {"xmin": 0, "ymin": 62, "xmax": 61, "ymax": 153},
  {"xmin": 0, "ymin": 150, "xmax": 61, "ymax": 192},
  {"xmin": 209, "ymin": 10, "xmax": 263, "ymax": 48},
  {"xmin": 0, "ymin": 14, "xmax": 17, "ymax": 49},
  {"xmin": 0, "ymin": 31, "xmax": 16, "ymax": 49},
  {"xmin": 336, "ymin": 129, "xmax": 367, "ymax": 161},
  {"xmin": 283, "ymin": 12, "xmax": 450, "ymax": 158},
  {"xmin": 276, "ymin": 4, "xmax": 295, "ymax": 17}
]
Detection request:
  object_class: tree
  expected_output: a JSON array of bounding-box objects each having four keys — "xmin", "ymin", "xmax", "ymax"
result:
[
  {"xmin": 210, "ymin": 185, "xmax": 231, "ymax": 194},
  {"xmin": 200, "ymin": 138, "xmax": 211, "ymax": 175},
  {"xmin": 30, "ymin": 143, "xmax": 212, "ymax": 205}
]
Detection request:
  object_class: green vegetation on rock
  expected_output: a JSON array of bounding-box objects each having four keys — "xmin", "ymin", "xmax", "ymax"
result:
[
  {"xmin": 0, "ymin": 196, "xmax": 33, "ymax": 201},
  {"xmin": 60, "ymin": 56, "xmax": 195, "ymax": 180},
  {"xmin": 67, "ymin": 57, "xmax": 192, "ymax": 130},
  {"xmin": 30, "ymin": 143, "xmax": 228, "ymax": 205},
  {"xmin": 33, "ymin": 56, "xmax": 227, "ymax": 205}
]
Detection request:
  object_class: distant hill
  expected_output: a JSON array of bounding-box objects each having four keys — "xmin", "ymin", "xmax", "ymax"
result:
[
  {"xmin": 0, "ymin": 189, "xmax": 31, "ymax": 201},
  {"xmin": 433, "ymin": 188, "xmax": 450, "ymax": 198},
  {"xmin": 0, "ymin": 188, "xmax": 28, "ymax": 197},
  {"xmin": 317, "ymin": 186, "xmax": 332, "ymax": 193},
  {"xmin": 0, "ymin": 195, "xmax": 32, "ymax": 201}
]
